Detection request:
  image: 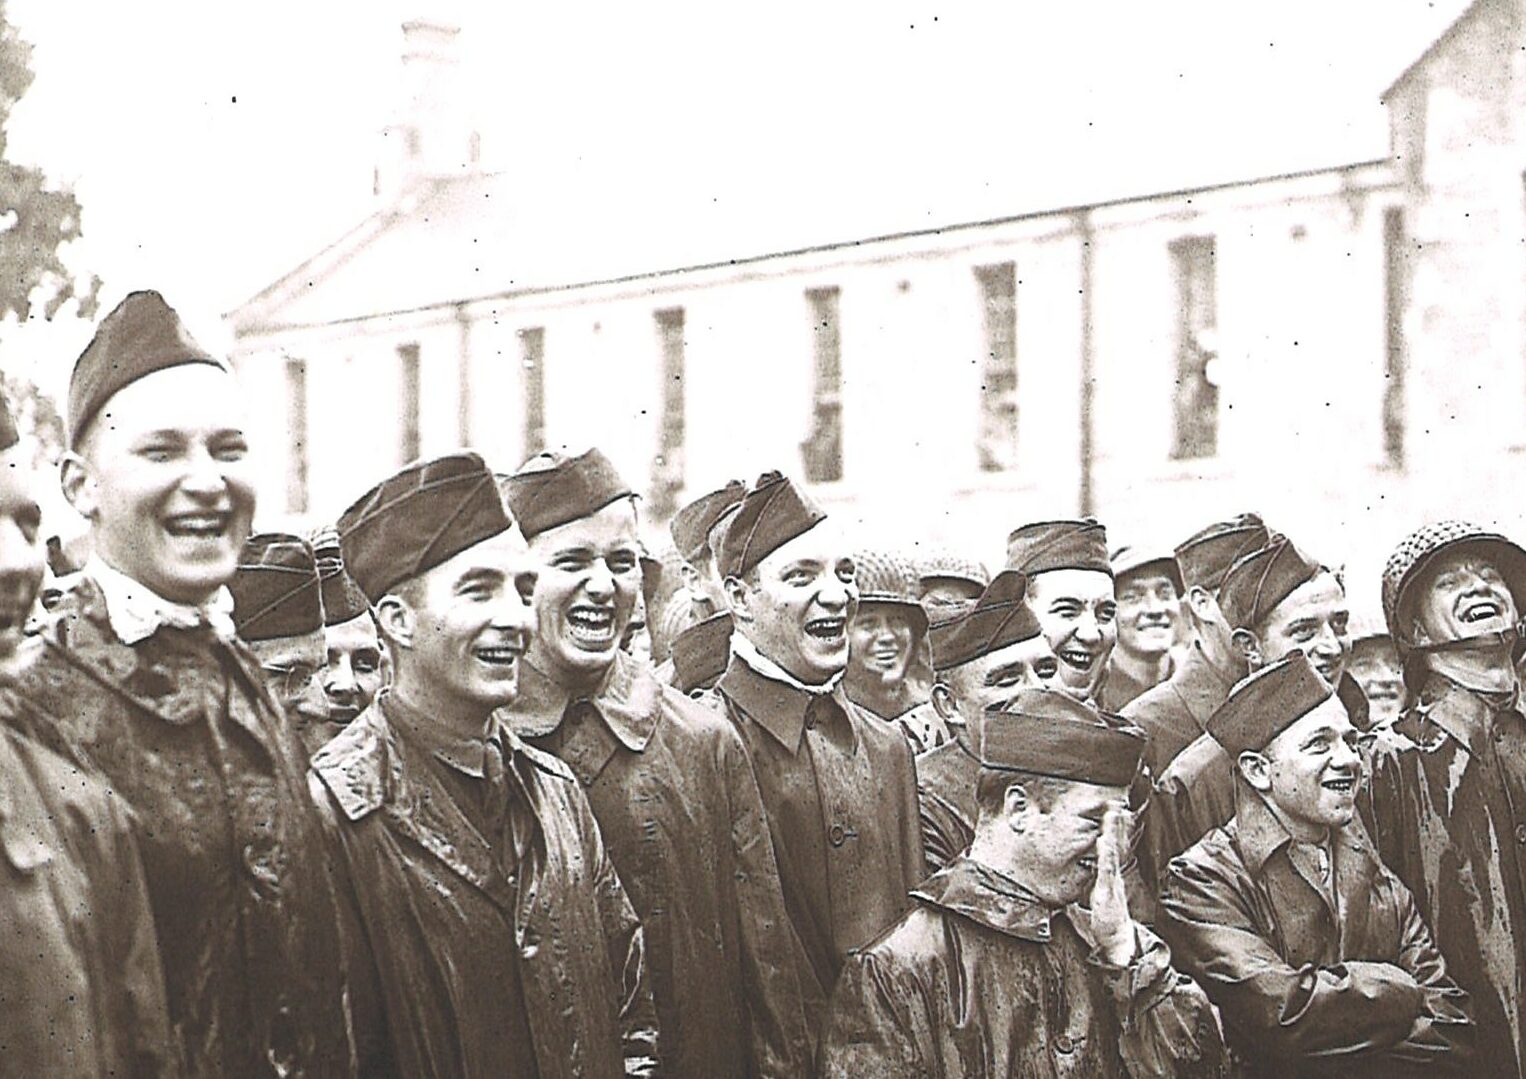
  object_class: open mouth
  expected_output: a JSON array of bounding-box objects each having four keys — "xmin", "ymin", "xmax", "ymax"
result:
[
  {"xmin": 1322, "ymin": 776, "xmax": 1356, "ymax": 794},
  {"xmin": 566, "ymin": 606, "xmax": 616, "ymax": 646},
  {"xmin": 1459, "ymin": 598, "xmax": 1504, "ymax": 624},
  {"xmin": 806, "ymin": 617, "xmax": 847, "ymax": 643},
  {"xmin": 1057, "ymin": 646, "xmax": 1096, "ymax": 671},
  {"xmin": 326, "ymin": 704, "xmax": 361, "ymax": 724},
  {"xmin": 474, "ymin": 643, "xmax": 522, "ymax": 669},
  {"xmin": 162, "ymin": 511, "xmax": 231, "ymax": 540}
]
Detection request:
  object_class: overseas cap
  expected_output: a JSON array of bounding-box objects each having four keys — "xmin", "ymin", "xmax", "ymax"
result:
[
  {"xmin": 1110, "ymin": 545, "xmax": 1183, "ymax": 593},
  {"xmin": 67, "ymin": 290, "xmax": 226, "ymax": 447},
  {"xmin": 1206, "ymin": 651, "xmax": 1333, "ymax": 756},
  {"xmin": 670, "ymin": 480, "xmax": 746, "ymax": 565},
  {"xmin": 1005, "ymin": 519, "xmax": 1111, "ymax": 577},
  {"xmin": 501, "ymin": 447, "xmax": 634, "ymax": 539},
  {"xmin": 230, "ymin": 533, "xmax": 324, "ymax": 642},
  {"xmin": 310, "ymin": 526, "xmax": 372, "ymax": 626},
  {"xmin": 1174, "ymin": 512, "xmax": 1270, "ymax": 594},
  {"xmin": 982, "ymin": 687, "xmax": 1145, "ymax": 788},
  {"xmin": 930, "ymin": 571, "xmax": 1042, "ymax": 671},
  {"xmin": 716, "ymin": 471, "xmax": 828, "ymax": 579},
  {"xmin": 1218, "ymin": 537, "xmax": 1326, "ymax": 633},
  {"xmin": 338, "ymin": 452, "xmax": 513, "ymax": 602},
  {"xmin": 0, "ymin": 390, "xmax": 17, "ymax": 451}
]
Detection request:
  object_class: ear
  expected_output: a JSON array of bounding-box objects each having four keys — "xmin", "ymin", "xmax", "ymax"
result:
[
  {"xmin": 1237, "ymin": 750, "xmax": 1272, "ymax": 792},
  {"xmin": 59, "ymin": 452, "xmax": 99, "ymax": 521},
  {"xmin": 375, "ymin": 595, "xmax": 415, "ymax": 651},
  {"xmin": 930, "ymin": 681, "xmax": 959, "ymax": 723},
  {"xmin": 723, "ymin": 574, "xmax": 752, "ymax": 623},
  {"xmin": 1002, "ymin": 781, "xmax": 1031, "ymax": 831},
  {"xmin": 1231, "ymin": 627, "xmax": 1262, "ymax": 668},
  {"xmin": 679, "ymin": 562, "xmax": 701, "ymax": 592}
]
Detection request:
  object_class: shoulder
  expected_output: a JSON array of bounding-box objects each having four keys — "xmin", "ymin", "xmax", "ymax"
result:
[
  {"xmin": 845, "ymin": 696, "xmax": 914, "ymax": 759},
  {"xmin": 851, "ymin": 903, "xmax": 948, "ymax": 976},
  {"xmin": 309, "ymin": 708, "xmax": 393, "ymax": 821},
  {"xmin": 0, "ymin": 723, "xmax": 116, "ymax": 818},
  {"xmin": 1159, "ymin": 732, "xmax": 1226, "ymax": 787},
  {"xmin": 1121, "ymin": 674, "xmax": 1180, "ymax": 721}
]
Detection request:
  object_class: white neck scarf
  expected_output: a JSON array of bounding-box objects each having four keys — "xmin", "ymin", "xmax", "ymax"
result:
[{"xmin": 729, "ymin": 631, "xmax": 843, "ymax": 696}]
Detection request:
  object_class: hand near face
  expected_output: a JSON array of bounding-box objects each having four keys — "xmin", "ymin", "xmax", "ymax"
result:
[{"xmin": 1088, "ymin": 805, "xmax": 1138, "ymax": 967}]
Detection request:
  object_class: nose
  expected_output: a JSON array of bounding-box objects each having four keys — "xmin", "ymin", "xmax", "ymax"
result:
[
  {"xmin": 1073, "ymin": 612, "xmax": 1103, "ymax": 645},
  {"xmin": 1330, "ymin": 736, "xmax": 1361, "ymax": 775},
  {"xmin": 1141, "ymin": 592, "xmax": 1169, "ymax": 617},
  {"xmin": 179, "ymin": 445, "xmax": 229, "ymax": 499},
  {"xmin": 584, "ymin": 560, "xmax": 615, "ymax": 601},
  {"xmin": 1310, "ymin": 623, "xmax": 1345, "ymax": 661},
  {"xmin": 818, "ymin": 577, "xmax": 852, "ymax": 612},
  {"xmin": 324, "ymin": 657, "xmax": 357, "ymax": 700},
  {"xmin": 296, "ymin": 672, "xmax": 331, "ymax": 722},
  {"xmin": 493, "ymin": 590, "xmax": 537, "ymax": 638}
]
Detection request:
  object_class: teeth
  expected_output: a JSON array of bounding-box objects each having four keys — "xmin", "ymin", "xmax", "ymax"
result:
[
  {"xmin": 807, "ymin": 618, "xmax": 845, "ymax": 638},
  {"xmin": 476, "ymin": 647, "xmax": 519, "ymax": 664},
  {"xmin": 165, "ymin": 514, "xmax": 227, "ymax": 537},
  {"xmin": 1059, "ymin": 649, "xmax": 1093, "ymax": 669}
]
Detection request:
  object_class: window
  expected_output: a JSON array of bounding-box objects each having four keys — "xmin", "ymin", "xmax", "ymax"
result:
[
  {"xmin": 801, "ymin": 286, "xmax": 843, "ymax": 482},
  {"xmin": 974, "ymin": 262, "xmax": 1018, "ymax": 471},
  {"xmin": 284, "ymin": 356, "xmax": 309, "ymax": 514},
  {"xmin": 1382, "ymin": 208, "xmax": 1407, "ymax": 467},
  {"xmin": 397, "ymin": 342, "xmax": 421, "ymax": 464},
  {"xmin": 651, "ymin": 307, "xmax": 686, "ymax": 517},
  {"xmin": 519, "ymin": 327, "xmax": 546, "ymax": 460},
  {"xmin": 1169, "ymin": 236, "xmax": 1218, "ymax": 459}
]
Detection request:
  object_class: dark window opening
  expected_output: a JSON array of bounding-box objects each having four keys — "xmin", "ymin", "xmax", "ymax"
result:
[
  {"xmin": 651, "ymin": 307, "xmax": 686, "ymax": 517},
  {"xmin": 397, "ymin": 343, "xmax": 421, "ymax": 465},
  {"xmin": 975, "ymin": 262, "xmax": 1019, "ymax": 472},
  {"xmin": 801, "ymin": 287, "xmax": 843, "ymax": 483},
  {"xmin": 1169, "ymin": 236, "xmax": 1219, "ymax": 460},
  {"xmin": 519, "ymin": 327, "xmax": 546, "ymax": 461}
]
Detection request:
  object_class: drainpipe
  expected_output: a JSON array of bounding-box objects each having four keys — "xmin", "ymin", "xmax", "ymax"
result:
[
  {"xmin": 455, "ymin": 302, "xmax": 472, "ymax": 445},
  {"xmin": 1075, "ymin": 209, "xmax": 1096, "ymax": 517}
]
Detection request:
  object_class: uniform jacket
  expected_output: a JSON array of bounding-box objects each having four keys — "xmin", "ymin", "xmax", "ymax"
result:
[
  {"xmin": 1162, "ymin": 783, "xmax": 1472, "ymax": 1077},
  {"xmin": 706, "ymin": 656, "xmax": 927, "ymax": 1028},
  {"xmin": 1363, "ymin": 672, "xmax": 1526, "ymax": 1077},
  {"xmin": 309, "ymin": 699, "xmax": 658, "ymax": 1079},
  {"xmin": 17, "ymin": 575, "xmax": 353, "ymax": 1078},
  {"xmin": 0, "ymin": 678, "xmax": 181, "ymax": 1078},
  {"xmin": 917, "ymin": 735, "xmax": 980, "ymax": 873},
  {"xmin": 515, "ymin": 651, "xmax": 809, "ymax": 1079},
  {"xmin": 1100, "ymin": 654, "xmax": 1175, "ymax": 715},
  {"xmin": 1122, "ymin": 642, "xmax": 1234, "ymax": 777},
  {"xmin": 819, "ymin": 857, "xmax": 1228, "ymax": 1079}
]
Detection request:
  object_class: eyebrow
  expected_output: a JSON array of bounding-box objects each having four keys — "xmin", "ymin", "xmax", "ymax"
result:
[
  {"xmin": 456, "ymin": 568, "xmax": 504, "ymax": 587},
  {"xmin": 984, "ymin": 662, "xmax": 1027, "ymax": 685}
]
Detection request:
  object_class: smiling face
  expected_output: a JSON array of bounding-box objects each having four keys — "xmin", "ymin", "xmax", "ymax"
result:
[
  {"xmin": 729, "ymin": 524, "xmax": 858, "ymax": 684},
  {"xmin": 384, "ymin": 526, "xmax": 538, "ymax": 714},
  {"xmin": 0, "ymin": 444, "xmax": 44, "ymax": 660},
  {"xmin": 65, "ymin": 365, "xmax": 255, "ymax": 605},
  {"xmin": 1024, "ymin": 569, "xmax": 1117, "ymax": 699},
  {"xmin": 942, "ymin": 635, "xmax": 1059, "ymax": 734},
  {"xmin": 848, "ymin": 602, "xmax": 918, "ymax": 684},
  {"xmin": 1349, "ymin": 639, "xmax": 1403, "ymax": 728},
  {"xmin": 1019, "ymin": 779, "xmax": 1130, "ymax": 907},
  {"xmin": 524, "ymin": 499, "xmax": 642, "ymax": 692},
  {"xmin": 1246, "ymin": 695, "xmax": 1362, "ymax": 837},
  {"xmin": 1115, "ymin": 569, "xmax": 1179, "ymax": 660},
  {"xmin": 1411, "ymin": 546, "xmax": 1522, "ymax": 647},
  {"xmin": 322, "ymin": 613, "xmax": 385, "ymax": 725},
  {"xmin": 1248, "ymin": 572, "xmax": 1351, "ymax": 687}
]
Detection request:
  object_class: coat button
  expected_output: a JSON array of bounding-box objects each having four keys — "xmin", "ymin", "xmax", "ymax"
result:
[
  {"xmin": 1055, "ymin": 1034, "xmax": 1075, "ymax": 1054},
  {"xmin": 828, "ymin": 824, "xmax": 847, "ymax": 847},
  {"xmin": 1515, "ymin": 824, "xmax": 1526, "ymax": 845}
]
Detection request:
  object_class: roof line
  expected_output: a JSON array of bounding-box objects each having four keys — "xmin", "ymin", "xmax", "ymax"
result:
[
  {"xmin": 1381, "ymin": 0, "xmax": 1482, "ymax": 99},
  {"xmin": 230, "ymin": 154, "xmax": 1393, "ymax": 338}
]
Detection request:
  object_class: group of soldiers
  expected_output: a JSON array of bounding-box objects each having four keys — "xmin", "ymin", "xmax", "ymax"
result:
[{"xmin": 0, "ymin": 288, "xmax": 1519, "ymax": 1077}]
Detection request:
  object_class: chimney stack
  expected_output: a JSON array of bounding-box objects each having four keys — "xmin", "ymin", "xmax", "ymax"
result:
[{"xmin": 374, "ymin": 19, "xmax": 481, "ymax": 203}]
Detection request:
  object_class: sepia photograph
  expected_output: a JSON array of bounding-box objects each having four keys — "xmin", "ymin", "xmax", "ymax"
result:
[{"xmin": 0, "ymin": 0, "xmax": 1517, "ymax": 1074}]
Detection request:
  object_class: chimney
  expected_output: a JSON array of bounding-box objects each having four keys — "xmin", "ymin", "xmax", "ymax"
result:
[{"xmin": 374, "ymin": 19, "xmax": 481, "ymax": 203}]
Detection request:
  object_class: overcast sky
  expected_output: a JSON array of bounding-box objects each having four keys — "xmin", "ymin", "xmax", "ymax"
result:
[{"xmin": 2, "ymin": 0, "xmax": 1469, "ymax": 398}]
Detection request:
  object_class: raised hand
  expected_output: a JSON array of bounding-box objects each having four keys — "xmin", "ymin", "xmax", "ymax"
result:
[{"xmin": 1089, "ymin": 804, "xmax": 1139, "ymax": 967}]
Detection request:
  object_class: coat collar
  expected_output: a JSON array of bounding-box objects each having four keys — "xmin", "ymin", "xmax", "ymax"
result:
[
  {"xmin": 717, "ymin": 654, "xmax": 859, "ymax": 756},
  {"xmin": 1169, "ymin": 641, "xmax": 1239, "ymax": 728},
  {"xmin": 911, "ymin": 856, "xmax": 1061, "ymax": 944},
  {"xmin": 84, "ymin": 557, "xmax": 237, "ymax": 646},
  {"xmin": 1230, "ymin": 778, "xmax": 1368, "ymax": 876},
  {"xmin": 513, "ymin": 651, "xmax": 660, "ymax": 785},
  {"xmin": 1407, "ymin": 671, "xmax": 1517, "ymax": 755}
]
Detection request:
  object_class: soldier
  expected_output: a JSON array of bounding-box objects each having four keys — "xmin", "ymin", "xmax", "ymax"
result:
[
  {"xmin": 660, "ymin": 481, "xmax": 744, "ymax": 694},
  {"xmin": 1123, "ymin": 512, "xmax": 1269, "ymax": 774},
  {"xmin": 310, "ymin": 451, "xmax": 658, "ymax": 1078},
  {"xmin": 913, "ymin": 546, "xmax": 990, "ymax": 622},
  {"xmin": 1348, "ymin": 611, "xmax": 1404, "ymax": 731},
  {"xmin": 1154, "ymin": 535, "xmax": 1357, "ymax": 866},
  {"xmin": 228, "ymin": 532, "xmax": 333, "ymax": 758},
  {"xmin": 844, "ymin": 548, "xmax": 931, "ymax": 739},
  {"xmin": 708, "ymin": 470, "xmax": 926, "ymax": 1041},
  {"xmin": 15, "ymin": 291, "xmax": 354, "ymax": 1077},
  {"xmin": 501, "ymin": 450, "xmax": 809, "ymax": 1078},
  {"xmin": 0, "ymin": 389, "xmax": 181, "ymax": 1078},
  {"xmin": 311, "ymin": 524, "xmax": 385, "ymax": 730},
  {"xmin": 1006, "ymin": 518, "xmax": 1117, "ymax": 702},
  {"xmin": 820, "ymin": 688, "xmax": 1227, "ymax": 1078},
  {"xmin": 1364, "ymin": 521, "xmax": 1526, "ymax": 1077},
  {"xmin": 910, "ymin": 570, "xmax": 1057, "ymax": 870},
  {"xmin": 1102, "ymin": 545, "xmax": 1183, "ymax": 712},
  {"xmin": 1161, "ymin": 653, "xmax": 1472, "ymax": 1077}
]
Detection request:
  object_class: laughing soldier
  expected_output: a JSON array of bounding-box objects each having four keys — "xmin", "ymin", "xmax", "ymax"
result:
[
  {"xmin": 1124, "ymin": 513, "xmax": 1271, "ymax": 774},
  {"xmin": 1161, "ymin": 653, "xmax": 1472, "ymax": 1077},
  {"xmin": 820, "ymin": 688, "xmax": 1226, "ymax": 1078},
  {"xmin": 18, "ymin": 291, "xmax": 353, "ymax": 1076},
  {"xmin": 1102, "ymin": 545, "xmax": 1184, "ymax": 713},
  {"xmin": 228, "ymin": 532, "xmax": 333, "ymax": 759},
  {"xmin": 912, "ymin": 570, "xmax": 1059, "ymax": 870},
  {"xmin": 708, "ymin": 471, "xmax": 926, "ymax": 1046},
  {"xmin": 311, "ymin": 524, "xmax": 385, "ymax": 736},
  {"xmin": 844, "ymin": 548, "xmax": 932, "ymax": 740},
  {"xmin": 1006, "ymin": 518, "xmax": 1117, "ymax": 703},
  {"xmin": 1365, "ymin": 522, "xmax": 1526, "ymax": 1077},
  {"xmin": 502, "ymin": 450, "xmax": 809, "ymax": 1079},
  {"xmin": 311, "ymin": 452, "xmax": 658, "ymax": 1078}
]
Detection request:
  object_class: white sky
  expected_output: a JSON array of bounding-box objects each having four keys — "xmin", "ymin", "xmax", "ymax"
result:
[{"xmin": 1, "ymin": 0, "xmax": 1470, "ymax": 401}]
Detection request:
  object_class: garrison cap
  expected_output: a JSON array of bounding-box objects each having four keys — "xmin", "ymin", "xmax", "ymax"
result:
[
  {"xmin": 230, "ymin": 533, "xmax": 324, "ymax": 642},
  {"xmin": 67, "ymin": 290, "xmax": 226, "ymax": 447},
  {"xmin": 1206, "ymin": 651, "xmax": 1334, "ymax": 756},
  {"xmin": 1110, "ymin": 545, "xmax": 1184, "ymax": 594},
  {"xmin": 1174, "ymin": 513, "xmax": 1270, "ymax": 594},
  {"xmin": 0, "ymin": 389, "xmax": 17, "ymax": 451},
  {"xmin": 930, "ymin": 571, "xmax": 1042, "ymax": 671},
  {"xmin": 670, "ymin": 481, "xmax": 746, "ymax": 565},
  {"xmin": 1005, "ymin": 519, "xmax": 1111, "ymax": 577},
  {"xmin": 338, "ymin": 452, "xmax": 513, "ymax": 601},
  {"xmin": 982, "ymin": 687, "xmax": 1145, "ymax": 788},
  {"xmin": 670, "ymin": 612, "xmax": 733, "ymax": 695},
  {"xmin": 1218, "ymin": 536, "xmax": 1326, "ymax": 633},
  {"xmin": 716, "ymin": 471, "xmax": 828, "ymax": 579},
  {"xmin": 310, "ymin": 526, "xmax": 372, "ymax": 625},
  {"xmin": 501, "ymin": 448, "xmax": 634, "ymax": 540}
]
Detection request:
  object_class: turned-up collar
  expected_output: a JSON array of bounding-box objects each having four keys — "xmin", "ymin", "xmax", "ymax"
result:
[
  {"xmin": 1231, "ymin": 779, "xmax": 1366, "ymax": 875},
  {"xmin": 85, "ymin": 556, "xmax": 236, "ymax": 646},
  {"xmin": 382, "ymin": 689, "xmax": 510, "ymax": 781},
  {"xmin": 513, "ymin": 649, "xmax": 659, "ymax": 751},
  {"xmin": 912, "ymin": 856, "xmax": 1061, "ymax": 944},
  {"xmin": 717, "ymin": 650, "xmax": 858, "ymax": 755},
  {"xmin": 1409, "ymin": 671, "xmax": 1521, "ymax": 755}
]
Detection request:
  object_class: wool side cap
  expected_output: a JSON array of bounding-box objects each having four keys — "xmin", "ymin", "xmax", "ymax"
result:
[
  {"xmin": 1174, "ymin": 512, "xmax": 1270, "ymax": 594},
  {"xmin": 981, "ymin": 687, "xmax": 1144, "ymax": 788},
  {"xmin": 1005, "ymin": 519, "xmax": 1111, "ymax": 576},
  {"xmin": 930, "ymin": 571, "xmax": 1041, "ymax": 671},
  {"xmin": 716, "ymin": 471, "xmax": 828, "ymax": 579},
  {"xmin": 1206, "ymin": 651, "xmax": 1333, "ymax": 756},
  {"xmin": 1217, "ymin": 536, "xmax": 1325, "ymax": 632},
  {"xmin": 230, "ymin": 533, "xmax": 324, "ymax": 642},
  {"xmin": 670, "ymin": 480, "xmax": 746, "ymax": 564},
  {"xmin": 310, "ymin": 526, "xmax": 372, "ymax": 625},
  {"xmin": 501, "ymin": 447, "xmax": 634, "ymax": 539}
]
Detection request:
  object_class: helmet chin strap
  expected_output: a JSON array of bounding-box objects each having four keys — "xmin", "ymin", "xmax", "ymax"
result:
[{"xmin": 1408, "ymin": 621, "xmax": 1523, "ymax": 657}]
